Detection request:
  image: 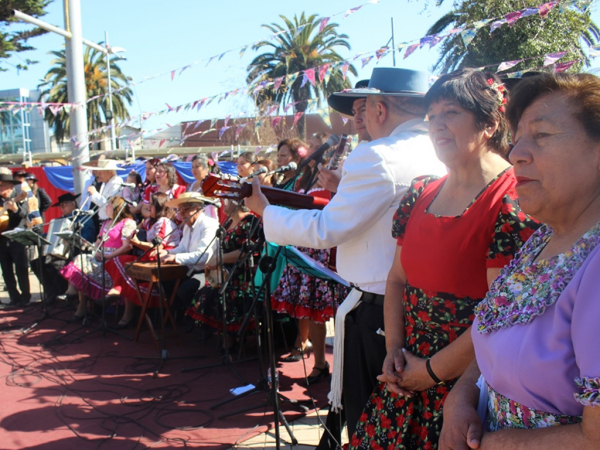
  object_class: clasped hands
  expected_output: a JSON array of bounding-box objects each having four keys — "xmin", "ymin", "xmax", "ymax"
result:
[
  {"xmin": 149, "ymin": 248, "xmax": 176, "ymax": 264},
  {"xmin": 378, "ymin": 347, "xmax": 438, "ymax": 396}
]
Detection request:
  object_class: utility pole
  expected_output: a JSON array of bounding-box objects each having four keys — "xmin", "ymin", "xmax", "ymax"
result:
[
  {"xmin": 105, "ymin": 31, "xmax": 117, "ymax": 151},
  {"xmin": 391, "ymin": 18, "xmax": 396, "ymax": 67}
]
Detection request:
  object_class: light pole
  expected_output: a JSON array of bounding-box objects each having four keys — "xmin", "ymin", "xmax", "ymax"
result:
[{"xmin": 104, "ymin": 31, "xmax": 126, "ymax": 151}]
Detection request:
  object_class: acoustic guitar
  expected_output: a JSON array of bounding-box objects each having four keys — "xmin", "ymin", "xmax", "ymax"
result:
[{"xmin": 201, "ymin": 174, "xmax": 330, "ymax": 210}]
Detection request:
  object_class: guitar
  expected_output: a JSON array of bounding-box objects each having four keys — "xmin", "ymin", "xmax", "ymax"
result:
[
  {"xmin": 327, "ymin": 134, "xmax": 352, "ymax": 170},
  {"xmin": 201, "ymin": 174, "xmax": 330, "ymax": 210},
  {"xmin": 0, "ymin": 191, "xmax": 28, "ymax": 235}
]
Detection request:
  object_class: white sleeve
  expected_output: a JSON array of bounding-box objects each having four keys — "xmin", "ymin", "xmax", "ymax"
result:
[
  {"xmin": 174, "ymin": 220, "xmax": 219, "ymax": 269},
  {"xmin": 263, "ymin": 144, "xmax": 396, "ymax": 249}
]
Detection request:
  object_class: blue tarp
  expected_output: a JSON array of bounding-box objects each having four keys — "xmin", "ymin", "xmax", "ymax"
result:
[{"xmin": 43, "ymin": 161, "xmax": 238, "ymax": 192}]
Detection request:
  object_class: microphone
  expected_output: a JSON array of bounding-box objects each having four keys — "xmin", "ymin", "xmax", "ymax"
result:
[
  {"xmin": 73, "ymin": 209, "xmax": 95, "ymax": 216},
  {"xmin": 242, "ymin": 166, "xmax": 268, "ymax": 181},
  {"xmin": 297, "ymin": 135, "xmax": 340, "ymax": 170},
  {"xmin": 266, "ymin": 161, "xmax": 298, "ymax": 177},
  {"xmin": 122, "ymin": 182, "xmax": 137, "ymax": 188},
  {"xmin": 122, "ymin": 198, "xmax": 137, "ymax": 207}
]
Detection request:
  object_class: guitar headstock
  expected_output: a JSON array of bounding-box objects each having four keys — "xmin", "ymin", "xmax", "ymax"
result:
[{"xmin": 201, "ymin": 173, "xmax": 253, "ymax": 200}]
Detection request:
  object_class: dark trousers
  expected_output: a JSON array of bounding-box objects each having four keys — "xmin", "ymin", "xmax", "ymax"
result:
[
  {"xmin": 0, "ymin": 237, "xmax": 30, "ymax": 303},
  {"xmin": 343, "ymin": 300, "xmax": 387, "ymax": 439},
  {"xmin": 31, "ymin": 257, "xmax": 68, "ymax": 301}
]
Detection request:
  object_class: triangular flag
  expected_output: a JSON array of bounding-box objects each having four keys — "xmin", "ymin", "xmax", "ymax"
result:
[
  {"xmin": 224, "ymin": 115, "xmax": 231, "ymax": 127},
  {"xmin": 272, "ymin": 116, "xmax": 282, "ymax": 128},
  {"xmin": 361, "ymin": 56, "xmax": 374, "ymax": 68},
  {"xmin": 210, "ymin": 118, "xmax": 218, "ymax": 128},
  {"xmin": 218, "ymin": 126, "xmax": 230, "ymax": 139},
  {"xmin": 341, "ymin": 117, "xmax": 349, "ymax": 125},
  {"xmin": 375, "ymin": 47, "xmax": 389, "ymax": 59},
  {"xmin": 343, "ymin": 6, "xmax": 362, "ymax": 18},
  {"xmin": 235, "ymin": 124, "xmax": 246, "ymax": 140},
  {"xmin": 544, "ymin": 51, "xmax": 567, "ymax": 66},
  {"xmin": 428, "ymin": 36, "xmax": 443, "ymax": 49},
  {"xmin": 404, "ymin": 43, "xmax": 419, "ymax": 59},
  {"xmin": 292, "ymin": 112, "xmax": 303, "ymax": 128},
  {"xmin": 520, "ymin": 7, "xmax": 539, "ymax": 18},
  {"xmin": 490, "ymin": 19, "xmax": 507, "ymax": 33},
  {"xmin": 497, "ymin": 60, "xmax": 522, "ymax": 72},
  {"xmin": 159, "ymin": 139, "xmax": 166, "ymax": 148},
  {"xmin": 505, "ymin": 11, "xmax": 523, "ymax": 26},
  {"xmin": 239, "ymin": 46, "xmax": 248, "ymax": 57},
  {"xmin": 266, "ymin": 104, "xmax": 278, "ymax": 116},
  {"xmin": 301, "ymin": 72, "xmax": 309, "ymax": 88},
  {"xmin": 179, "ymin": 65, "xmax": 191, "ymax": 75},
  {"xmin": 539, "ymin": 1, "xmax": 558, "ymax": 18},
  {"xmin": 473, "ymin": 18, "xmax": 493, "ymax": 29},
  {"xmin": 218, "ymin": 52, "xmax": 227, "ymax": 61},
  {"xmin": 323, "ymin": 66, "xmax": 333, "ymax": 85},
  {"xmin": 319, "ymin": 64, "xmax": 330, "ymax": 82},
  {"xmin": 305, "ymin": 68, "xmax": 316, "ymax": 86},
  {"xmin": 555, "ymin": 60, "xmax": 576, "ymax": 72},
  {"xmin": 461, "ymin": 29, "xmax": 477, "ymax": 48},
  {"xmin": 205, "ymin": 55, "xmax": 216, "ymax": 67},
  {"xmin": 170, "ymin": 70, "xmax": 176, "ymax": 81},
  {"xmin": 287, "ymin": 72, "xmax": 299, "ymax": 86},
  {"xmin": 274, "ymin": 76, "xmax": 284, "ymax": 91},
  {"xmin": 319, "ymin": 17, "xmax": 329, "ymax": 32},
  {"xmin": 341, "ymin": 63, "xmax": 350, "ymax": 79}
]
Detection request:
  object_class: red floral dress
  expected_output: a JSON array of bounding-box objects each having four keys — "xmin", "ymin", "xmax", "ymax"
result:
[{"xmin": 350, "ymin": 169, "xmax": 540, "ymax": 450}]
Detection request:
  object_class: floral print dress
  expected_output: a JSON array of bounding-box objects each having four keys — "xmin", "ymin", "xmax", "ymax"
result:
[
  {"xmin": 350, "ymin": 170, "xmax": 540, "ymax": 450},
  {"xmin": 186, "ymin": 214, "xmax": 262, "ymax": 331},
  {"xmin": 473, "ymin": 221, "xmax": 600, "ymax": 432}
]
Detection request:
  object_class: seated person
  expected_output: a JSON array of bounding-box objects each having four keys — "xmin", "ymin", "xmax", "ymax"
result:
[
  {"xmin": 34, "ymin": 193, "xmax": 97, "ymax": 304},
  {"xmin": 156, "ymin": 192, "xmax": 219, "ymax": 311}
]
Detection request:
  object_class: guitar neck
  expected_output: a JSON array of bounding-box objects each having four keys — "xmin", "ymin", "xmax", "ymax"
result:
[{"xmin": 260, "ymin": 186, "xmax": 329, "ymax": 210}]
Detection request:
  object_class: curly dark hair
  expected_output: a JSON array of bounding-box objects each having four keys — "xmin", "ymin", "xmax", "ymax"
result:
[{"xmin": 156, "ymin": 162, "xmax": 178, "ymax": 188}]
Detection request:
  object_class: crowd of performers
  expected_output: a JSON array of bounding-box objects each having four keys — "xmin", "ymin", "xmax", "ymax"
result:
[{"xmin": 1, "ymin": 66, "xmax": 600, "ymax": 449}]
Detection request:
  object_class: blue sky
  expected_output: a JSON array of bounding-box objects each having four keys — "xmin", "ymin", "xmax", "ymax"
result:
[{"xmin": 2, "ymin": 0, "xmax": 600, "ymax": 136}]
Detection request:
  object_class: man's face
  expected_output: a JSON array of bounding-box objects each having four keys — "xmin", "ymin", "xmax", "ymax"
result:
[
  {"xmin": 59, "ymin": 201, "xmax": 77, "ymax": 216},
  {"xmin": 178, "ymin": 203, "xmax": 202, "ymax": 225},
  {"xmin": 0, "ymin": 181, "xmax": 14, "ymax": 199},
  {"xmin": 352, "ymin": 98, "xmax": 371, "ymax": 142}
]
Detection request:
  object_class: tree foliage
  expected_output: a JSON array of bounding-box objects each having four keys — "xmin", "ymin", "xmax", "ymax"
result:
[
  {"xmin": 428, "ymin": 0, "xmax": 599, "ymax": 74},
  {"xmin": 0, "ymin": 0, "xmax": 50, "ymax": 71},
  {"xmin": 247, "ymin": 13, "xmax": 356, "ymax": 139},
  {"xmin": 38, "ymin": 45, "xmax": 133, "ymax": 143}
]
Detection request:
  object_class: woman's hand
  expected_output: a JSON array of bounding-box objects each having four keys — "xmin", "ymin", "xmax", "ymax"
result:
[
  {"xmin": 377, "ymin": 346, "xmax": 412, "ymax": 396},
  {"xmin": 438, "ymin": 396, "xmax": 482, "ymax": 450},
  {"xmin": 395, "ymin": 349, "xmax": 437, "ymax": 392}
]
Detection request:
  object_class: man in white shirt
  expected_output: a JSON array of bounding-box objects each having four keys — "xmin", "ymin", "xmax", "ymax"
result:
[
  {"xmin": 246, "ymin": 67, "xmax": 447, "ymax": 441},
  {"xmin": 83, "ymin": 159, "xmax": 124, "ymax": 221},
  {"xmin": 160, "ymin": 192, "xmax": 219, "ymax": 309}
]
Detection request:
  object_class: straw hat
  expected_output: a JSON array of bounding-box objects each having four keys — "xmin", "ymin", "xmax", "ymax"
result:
[
  {"xmin": 165, "ymin": 192, "xmax": 218, "ymax": 208},
  {"xmin": 81, "ymin": 159, "xmax": 124, "ymax": 171}
]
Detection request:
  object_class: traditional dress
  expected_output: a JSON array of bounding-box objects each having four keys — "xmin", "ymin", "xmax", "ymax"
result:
[
  {"xmin": 473, "ymin": 221, "xmax": 600, "ymax": 430},
  {"xmin": 60, "ymin": 219, "xmax": 137, "ymax": 300},
  {"xmin": 186, "ymin": 214, "xmax": 262, "ymax": 331},
  {"xmin": 105, "ymin": 217, "xmax": 181, "ymax": 306},
  {"xmin": 142, "ymin": 183, "xmax": 186, "ymax": 204},
  {"xmin": 350, "ymin": 169, "xmax": 539, "ymax": 450}
]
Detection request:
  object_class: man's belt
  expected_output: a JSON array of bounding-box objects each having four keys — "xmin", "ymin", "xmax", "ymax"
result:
[{"xmin": 361, "ymin": 291, "xmax": 385, "ymax": 306}]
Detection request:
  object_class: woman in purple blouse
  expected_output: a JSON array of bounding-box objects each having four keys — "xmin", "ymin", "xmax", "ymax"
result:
[{"xmin": 439, "ymin": 73, "xmax": 600, "ymax": 449}]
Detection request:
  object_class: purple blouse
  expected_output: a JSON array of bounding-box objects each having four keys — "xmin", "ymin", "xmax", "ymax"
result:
[{"xmin": 473, "ymin": 222, "xmax": 600, "ymax": 417}]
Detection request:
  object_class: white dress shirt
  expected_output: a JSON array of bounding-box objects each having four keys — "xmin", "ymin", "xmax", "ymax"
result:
[
  {"xmin": 263, "ymin": 118, "xmax": 447, "ymax": 294},
  {"xmin": 89, "ymin": 174, "xmax": 123, "ymax": 220},
  {"xmin": 168, "ymin": 213, "xmax": 219, "ymax": 271}
]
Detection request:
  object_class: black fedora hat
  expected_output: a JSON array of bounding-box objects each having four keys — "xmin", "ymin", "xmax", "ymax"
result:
[
  {"xmin": 334, "ymin": 67, "xmax": 429, "ymax": 98},
  {"xmin": 0, "ymin": 173, "xmax": 21, "ymax": 184},
  {"xmin": 327, "ymin": 79, "xmax": 370, "ymax": 116},
  {"xmin": 24, "ymin": 172, "xmax": 38, "ymax": 182},
  {"xmin": 52, "ymin": 193, "xmax": 81, "ymax": 207},
  {"xmin": 500, "ymin": 71, "xmax": 546, "ymax": 91}
]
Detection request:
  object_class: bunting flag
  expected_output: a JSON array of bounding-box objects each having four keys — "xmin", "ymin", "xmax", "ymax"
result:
[
  {"xmin": 287, "ymin": 72, "xmax": 299, "ymax": 86},
  {"xmin": 505, "ymin": 11, "xmax": 523, "ymax": 26},
  {"xmin": 497, "ymin": 59, "xmax": 523, "ymax": 72},
  {"xmin": 218, "ymin": 126, "xmax": 230, "ymax": 139},
  {"xmin": 272, "ymin": 116, "xmax": 282, "ymax": 128},
  {"xmin": 292, "ymin": 112, "xmax": 304, "ymax": 128},
  {"xmin": 170, "ymin": 70, "xmax": 176, "ymax": 81},
  {"xmin": 319, "ymin": 64, "xmax": 330, "ymax": 82},
  {"xmin": 235, "ymin": 124, "xmax": 246, "ymax": 140},
  {"xmin": 490, "ymin": 19, "xmax": 507, "ymax": 33},
  {"xmin": 218, "ymin": 52, "xmax": 227, "ymax": 61},
  {"xmin": 428, "ymin": 35, "xmax": 443, "ymax": 49},
  {"xmin": 239, "ymin": 46, "xmax": 248, "ymax": 57},
  {"xmin": 341, "ymin": 117, "xmax": 349, "ymax": 125},
  {"xmin": 159, "ymin": 139, "xmax": 166, "ymax": 148},
  {"xmin": 193, "ymin": 120, "xmax": 203, "ymax": 130},
  {"xmin": 318, "ymin": 108, "xmax": 331, "ymax": 127},
  {"xmin": 539, "ymin": 1, "xmax": 558, "ymax": 18},
  {"xmin": 361, "ymin": 56, "xmax": 374, "ymax": 68},
  {"xmin": 375, "ymin": 47, "xmax": 389, "ymax": 59},
  {"xmin": 212, "ymin": 152, "xmax": 219, "ymax": 162},
  {"xmin": 223, "ymin": 115, "xmax": 231, "ymax": 127},
  {"xmin": 305, "ymin": 68, "xmax": 316, "ymax": 86},
  {"xmin": 266, "ymin": 104, "xmax": 278, "ymax": 116},
  {"xmin": 319, "ymin": 17, "xmax": 330, "ymax": 32},
  {"xmin": 344, "ymin": 6, "xmax": 362, "ymax": 18},
  {"xmin": 210, "ymin": 118, "xmax": 218, "ymax": 128},
  {"xmin": 341, "ymin": 63, "xmax": 350, "ymax": 79},
  {"xmin": 554, "ymin": 60, "xmax": 576, "ymax": 72},
  {"xmin": 273, "ymin": 76, "xmax": 284, "ymax": 91},
  {"xmin": 473, "ymin": 18, "xmax": 493, "ymax": 29},
  {"xmin": 205, "ymin": 55, "xmax": 216, "ymax": 67},
  {"xmin": 404, "ymin": 43, "xmax": 420, "ymax": 59},
  {"xmin": 544, "ymin": 51, "xmax": 567, "ymax": 66},
  {"xmin": 179, "ymin": 65, "xmax": 191, "ymax": 75},
  {"xmin": 301, "ymin": 72, "xmax": 309, "ymax": 88},
  {"xmin": 323, "ymin": 66, "xmax": 333, "ymax": 85},
  {"xmin": 520, "ymin": 7, "xmax": 540, "ymax": 18}
]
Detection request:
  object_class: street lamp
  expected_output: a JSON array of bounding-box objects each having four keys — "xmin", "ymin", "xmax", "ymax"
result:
[{"xmin": 104, "ymin": 30, "xmax": 126, "ymax": 151}]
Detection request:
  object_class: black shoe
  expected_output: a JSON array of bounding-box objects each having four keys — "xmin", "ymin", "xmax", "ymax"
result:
[
  {"xmin": 307, "ymin": 362, "xmax": 330, "ymax": 385},
  {"xmin": 68, "ymin": 314, "xmax": 85, "ymax": 323}
]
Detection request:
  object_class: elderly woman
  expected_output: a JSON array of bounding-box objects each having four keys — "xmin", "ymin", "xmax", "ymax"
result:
[
  {"xmin": 439, "ymin": 73, "xmax": 600, "ymax": 450},
  {"xmin": 349, "ymin": 69, "xmax": 540, "ymax": 449},
  {"xmin": 60, "ymin": 196, "xmax": 137, "ymax": 322}
]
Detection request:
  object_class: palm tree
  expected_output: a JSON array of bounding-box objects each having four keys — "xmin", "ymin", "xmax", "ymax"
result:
[
  {"xmin": 427, "ymin": 0, "xmax": 599, "ymax": 74},
  {"xmin": 38, "ymin": 44, "xmax": 133, "ymax": 144},
  {"xmin": 247, "ymin": 13, "xmax": 356, "ymax": 139}
]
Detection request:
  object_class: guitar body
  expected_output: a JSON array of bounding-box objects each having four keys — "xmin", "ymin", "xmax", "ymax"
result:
[
  {"xmin": 0, "ymin": 214, "xmax": 8, "ymax": 235},
  {"xmin": 202, "ymin": 174, "xmax": 329, "ymax": 210}
]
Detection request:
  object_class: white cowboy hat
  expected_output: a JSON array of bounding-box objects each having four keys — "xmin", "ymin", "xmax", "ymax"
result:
[
  {"xmin": 166, "ymin": 192, "xmax": 219, "ymax": 208},
  {"xmin": 81, "ymin": 159, "xmax": 125, "ymax": 171}
]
